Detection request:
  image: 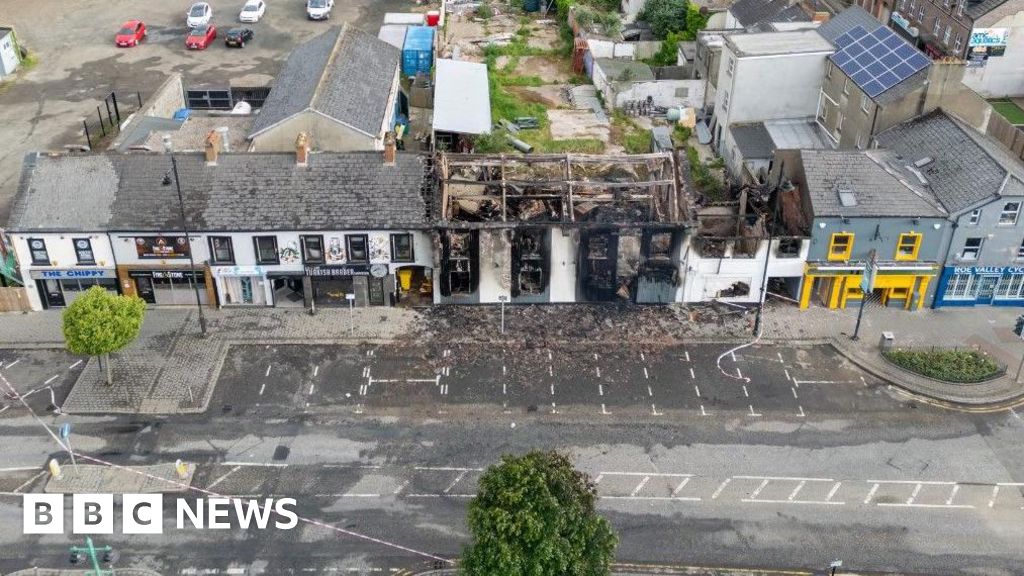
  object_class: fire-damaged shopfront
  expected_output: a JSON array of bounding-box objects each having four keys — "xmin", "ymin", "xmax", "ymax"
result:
[{"xmin": 434, "ymin": 153, "xmax": 687, "ymax": 304}]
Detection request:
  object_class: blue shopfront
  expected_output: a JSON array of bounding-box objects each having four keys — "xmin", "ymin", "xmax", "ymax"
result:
[{"xmin": 933, "ymin": 266, "xmax": 1024, "ymax": 307}]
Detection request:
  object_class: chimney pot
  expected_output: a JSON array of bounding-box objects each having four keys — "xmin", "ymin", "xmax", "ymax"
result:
[
  {"xmin": 205, "ymin": 130, "xmax": 222, "ymax": 165},
  {"xmin": 383, "ymin": 131, "xmax": 397, "ymax": 166},
  {"xmin": 295, "ymin": 132, "xmax": 310, "ymax": 167}
]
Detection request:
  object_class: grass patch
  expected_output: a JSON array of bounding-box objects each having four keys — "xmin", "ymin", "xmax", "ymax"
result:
[
  {"xmin": 687, "ymin": 145, "xmax": 726, "ymax": 201},
  {"xmin": 611, "ymin": 112, "xmax": 652, "ymax": 154},
  {"xmin": 883, "ymin": 348, "xmax": 1003, "ymax": 383},
  {"xmin": 991, "ymin": 99, "xmax": 1024, "ymax": 125}
]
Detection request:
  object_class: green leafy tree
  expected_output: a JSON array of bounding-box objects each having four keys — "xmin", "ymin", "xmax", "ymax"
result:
[
  {"xmin": 639, "ymin": 0, "xmax": 688, "ymax": 39},
  {"xmin": 462, "ymin": 451, "xmax": 617, "ymax": 576},
  {"xmin": 62, "ymin": 286, "xmax": 146, "ymax": 386}
]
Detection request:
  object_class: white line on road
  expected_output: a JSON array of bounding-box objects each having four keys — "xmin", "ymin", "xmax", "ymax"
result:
[
  {"xmin": 777, "ymin": 352, "xmax": 784, "ymax": 363},
  {"xmin": 865, "ymin": 480, "xmax": 958, "ymax": 485},
  {"xmin": 791, "ymin": 387, "xmax": 799, "ymax": 399},
  {"xmin": 601, "ymin": 403, "xmax": 610, "ymax": 415},
  {"xmin": 550, "ymin": 402, "xmax": 558, "ymax": 414},
  {"xmin": 630, "ymin": 476, "xmax": 651, "ymax": 496},
  {"xmin": 264, "ymin": 365, "xmax": 271, "ymax": 377},
  {"xmin": 548, "ymin": 365, "xmax": 553, "ymax": 377},
  {"xmin": 593, "ymin": 353, "xmax": 599, "ymax": 360},
  {"xmin": 689, "ymin": 367, "xmax": 695, "ymax": 379},
  {"xmin": 906, "ymin": 483, "xmax": 923, "ymax": 505},
  {"xmin": 946, "ymin": 484, "xmax": 961, "ymax": 506},
  {"xmin": 599, "ymin": 472, "xmax": 694, "ymax": 477},
  {"xmin": 826, "ymin": 481, "xmax": 842, "ymax": 502},
  {"xmin": 741, "ymin": 499, "xmax": 846, "ymax": 506},
  {"xmin": 502, "ymin": 383, "xmax": 507, "ymax": 395},
  {"xmin": 671, "ymin": 477, "xmax": 691, "ymax": 496},
  {"xmin": 0, "ymin": 466, "xmax": 40, "ymax": 473},
  {"xmin": 222, "ymin": 462, "xmax": 288, "ymax": 467},
  {"xmin": 750, "ymin": 479, "xmax": 770, "ymax": 499},
  {"xmin": 710, "ymin": 478, "xmax": 731, "ymax": 499},
  {"xmin": 798, "ymin": 406, "xmax": 805, "ymax": 417},
  {"xmin": 5, "ymin": 359, "xmax": 19, "ymax": 368},
  {"xmin": 643, "ymin": 367, "xmax": 649, "ymax": 380},
  {"xmin": 787, "ymin": 480, "xmax": 806, "ymax": 501},
  {"xmin": 258, "ymin": 384, "xmax": 266, "ymax": 396},
  {"xmin": 864, "ymin": 483, "xmax": 880, "ymax": 504},
  {"xmin": 393, "ymin": 480, "xmax": 410, "ymax": 495},
  {"xmin": 748, "ymin": 404, "xmax": 761, "ymax": 417},
  {"xmin": 730, "ymin": 351, "xmax": 737, "ymax": 362},
  {"xmin": 784, "ymin": 369, "xmax": 791, "ymax": 382},
  {"xmin": 736, "ymin": 367, "xmax": 743, "ymax": 380},
  {"xmin": 651, "ymin": 404, "xmax": 661, "ymax": 416},
  {"xmin": 598, "ymin": 384, "xmax": 604, "ymax": 396},
  {"xmin": 602, "ymin": 495, "xmax": 701, "ymax": 502},
  {"xmin": 694, "ymin": 385, "xmax": 701, "ymax": 398},
  {"xmin": 684, "ymin": 351, "xmax": 690, "ymax": 362},
  {"xmin": 547, "ymin": 350, "xmax": 552, "ymax": 361},
  {"xmin": 742, "ymin": 385, "xmax": 749, "ymax": 398},
  {"xmin": 207, "ymin": 465, "xmax": 242, "ymax": 490},
  {"xmin": 308, "ymin": 384, "xmax": 315, "ymax": 395},
  {"xmin": 640, "ymin": 352, "xmax": 645, "ymax": 362},
  {"xmin": 989, "ymin": 485, "xmax": 1000, "ymax": 508},
  {"xmin": 444, "ymin": 470, "xmax": 469, "ymax": 494},
  {"xmin": 70, "ymin": 360, "xmax": 83, "ymax": 369},
  {"xmin": 700, "ymin": 404, "xmax": 708, "ymax": 416},
  {"xmin": 596, "ymin": 367, "xmax": 601, "ymax": 378},
  {"xmin": 877, "ymin": 502, "xmax": 975, "ymax": 509},
  {"xmin": 414, "ymin": 466, "xmax": 484, "ymax": 471},
  {"xmin": 734, "ymin": 475, "xmax": 835, "ymax": 482},
  {"xmin": 12, "ymin": 471, "xmax": 46, "ymax": 494},
  {"xmin": 502, "ymin": 365, "xmax": 507, "ymax": 376},
  {"xmin": 313, "ymin": 366, "xmax": 319, "ymax": 378},
  {"xmin": 647, "ymin": 385, "xmax": 653, "ymax": 397},
  {"xmin": 550, "ymin": 384, "xmax": 555, "ymax": 395}
]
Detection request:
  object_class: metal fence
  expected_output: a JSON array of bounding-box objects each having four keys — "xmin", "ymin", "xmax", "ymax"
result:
[{"xmin": 82, "ymin": 91, "xmax": 143, "ymax": 149}]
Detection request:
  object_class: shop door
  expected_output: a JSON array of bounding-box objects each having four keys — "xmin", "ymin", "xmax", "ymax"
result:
[
  {"xmin": 368, "ymin": 277, "xmax": 386, "ymax": 306},
  {"xmin": 976, "ymin": 275, "xmax": 998, "ymax": 304},
  {"xmin": 135, "ymin": 276, "xmax": 156, "ymax": 304},
  {"xmin": 39, "ymin": 279, "xmax": 66, "ymax": 308}
]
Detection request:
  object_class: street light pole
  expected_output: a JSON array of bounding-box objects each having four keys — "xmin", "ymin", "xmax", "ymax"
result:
[
  {"xmin": 163, "ymin": 136, "xmax": 207, "ymax": 338},
  {"xmin": 498, "ymin": 295, "xmax": 508, "ymax": 334}
]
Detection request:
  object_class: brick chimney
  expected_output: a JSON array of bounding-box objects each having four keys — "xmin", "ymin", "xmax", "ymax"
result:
[
  {"xmin": 295, "ymin": 132, "xmax": 310, "ymax": 167},
  {"xmin": 383, "ymin": 131, "xmax": 397, "ymax": 166},
  {"xmin": 204, "ymin": 130, "xmax": 222, "ymax": 165}
]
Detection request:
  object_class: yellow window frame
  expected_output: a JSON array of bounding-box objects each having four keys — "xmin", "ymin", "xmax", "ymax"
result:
[
  {"xmin": 895, "ymin": 232, "xmax": 922, "ymax": 261},
  {"xmin": 828, "ymin": 232, "xmax": 854, "ymax": 261}
]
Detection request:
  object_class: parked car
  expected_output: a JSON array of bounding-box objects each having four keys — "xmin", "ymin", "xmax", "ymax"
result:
[
  {"xmin": 225, "ymin": 27, "xmax": 254, "ymax": 47},
  {"xmin": 185, "ymin": 24, "xmax": 217, "ymax": 49},
  {"xmin": 238, "ymin": 0, "xmax": 266, "ymax": 23},
  {"xmin": 306, "ymin": 0, "xmax": 334, "ymax": 20},
  {"xmin": 186, "ymin": 2, "xmax": 213, "ymax": 28},
  {"xmin": 114, "ymin": 20, "xmax": 147, "ymax": 47}
]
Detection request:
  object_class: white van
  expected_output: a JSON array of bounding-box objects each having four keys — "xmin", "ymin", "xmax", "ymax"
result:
[{"xmin": 306, "ymin": 0, "xmax": 334, "ymax": 20}]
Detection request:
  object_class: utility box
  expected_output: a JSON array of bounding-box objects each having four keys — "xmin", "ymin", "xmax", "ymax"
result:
[{"xmin": 879, "ymin": 331, "xmax": 895, "ymax": 351}]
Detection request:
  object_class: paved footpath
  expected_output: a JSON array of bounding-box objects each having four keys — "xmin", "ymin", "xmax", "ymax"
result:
[{"xmin": 0, "ymin": 302, "xmax": 1021, "ymax": 414}]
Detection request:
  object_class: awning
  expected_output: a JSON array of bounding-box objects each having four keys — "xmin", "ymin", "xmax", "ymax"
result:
[{"xmin": 432, "ymin": 59, "xmax": 491, "ymax": 136}]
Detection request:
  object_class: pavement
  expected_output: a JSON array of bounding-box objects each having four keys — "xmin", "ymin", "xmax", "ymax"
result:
[{"xmin": 43, "ymin": 462, "xmax": 194, "ymax": 494}]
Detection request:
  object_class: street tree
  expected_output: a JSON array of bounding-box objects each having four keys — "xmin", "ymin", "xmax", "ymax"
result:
[
  {"xmin": 62, "ymin": 286, "xmax": 146, "ymax": 386},
  {"xmin": 462, "ymin": 450, "xmax": 617, "ymax": 576}
]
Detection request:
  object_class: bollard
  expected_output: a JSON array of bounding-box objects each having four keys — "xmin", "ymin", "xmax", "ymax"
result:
[
  {"xmin": 175, "ymin": 459, "xmax": 189, "ymax": 479},
  {"xmin": 48, "ymin": 459, "xmax": 62, "ymax": 480}
]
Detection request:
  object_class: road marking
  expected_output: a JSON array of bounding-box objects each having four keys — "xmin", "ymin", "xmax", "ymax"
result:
[
  {"xmin": 860, "ymin": 376, "xmax": 867, "ymax": 386},
  {"xmin": 748, "ymin": 404, "xmax": 761, "ymax": 417},
  {"xmin": 439, "ymin": 384, "xmax": 448, "ymax": 395},
  {"xmin": 643, "ymin": 367, "xmax": 650, "ymax": 380},
  {"xmin": 393, "ymin": 480, "xmax": 410, "ymax": 495},
  {"xmin": 826, "ymin": 481, "xmax": 842, "ymax": 502},
  {"xmin": 906, "ymin": 483, "xmax": 923, "ymax": 505},
  {"xmin": 264, "ymin": 365, "xmax": 271, "ymax": 377},
  {"xmin": 363, "ymin": 366, "xmax": 370, "ymax": 378},
  {"xmin": 226, "ymin": 568, "xmax": 246, "ymax": 575},
  {"xmin": 599, "ymin": 472, "xmax": 694, "ymax": 477},
  {"xmin": 730, "ymin": 351, "xmax": 737, "ymax": 362},
  {"xmin": 791, "ymin": 387, "xmax": 799, "ymax": 399},
  {"xmin": 444, "ymin": 470, "xmax": 469, "ymax": 494},
  {"xmin": 258, "ymin": 384, "xmax": 266, "ymax": 396},
  {"xmin": 70, "ymin": 360, "xmax": 83, "ymax": 369},
  {"xmin": 5, "ymin": 359, "xmax": 19, "ymax": 368},
  {"xmin": 641, "ymin": 352, "xmax": 646, "ymax": 361},
  {"xmin": 207, "ymin": 465, "xmax": 242, "ymax": 490},
  {"xmin": 359, "ymin": 384, "xmax": 368, "ymax": 396},
  {"xmin": 308, "ymin": 384, "xmax": 315, "ymax": 395},
  {"xmin": 734, "ymin": 476, "xmax": 835, "ymax": 482},
  {"xmin": 630, "ymin": 476, "xmax": 651, "ymax": 496},
  {"xmin": 414, "ymin": 466, "xmax": 484, "ymax": 472},
  {"xmin": 877, "ymin": 502, "xmax": 975, "ymax": 509},
  {"xmin": 43, "ymin": 375, "xmax": 59, "ymax": 385},
  {"xmin": 596, "ymin": 367, "xmax": 601, "ymax": 378},
  {"xmin": 700, "ymin": 405, "xmax": 708, "ymax": 416},
  {"xmin": 864, "ymin": 483, "xmax": 880, "ymax": 504},
  {"xmin": 602, "ymin": 495, "xmax": 701, "ymax": 502},
  {"xmin": 710, "ymin": 479, "xmax": 731, "ymax": 499},
  {"xmin": 750, "ymin": 479, "xmax": 771, "ymax": 498},
  {"xmin": 12, "ymin": 471, "xmax": 47, "ymax": 493},
  {"xmin": 1011, "ymin": 407, "xmax": 1022, "ymax": 420},
  {"xmin": 651, "ymin": 404, "xmax": 661, "ymax": 416},
  {"xmin": 502, "ymin": 365, "xmax": 507, "ymax": 376},
  {"xmin": 742, "ymin": 385, "xmax": 749, "ymax": 398},
  {"xmin": 548, "ymin": 365, "xmax": 553, "ymax": 377},
  {"xmin": 684, "ymin": 351, "xmax": 690, "ymax": 362},
  {"xmin": 777, "ymin": 352, "xmax": 784, "ymax": 363},
  {"xmin": 594, "ymin": 474, "xmax": 604, "ymax": 484},
  {"xmin": 548, "ymin": 350, "xmax": 553, "ymax": 361},
  {"xmin": 736, "ymin": 368, "xmax": 743, "ymax": 380},
  {"xmin": 784, "ymin": 369, "xmax": 791, "ymax": 382},
  {"xmin": 694, "ymin": 385, "xmax": 701, "ymax": 398},
  {"xmin": 741, "ymin": 498, "xmax": 845, "ymax": 506},
  {"xmin": 502, "ymin": 383, "xmax": 507, "ymax": 395},
  {"xmin": 222, "ymin": 462, "xmax": 288, "ymax": 467},
  {"xmin": 689, "ymin": 367, "xmax": 695, "ymax": 379},
  {"xmin": 787, "ymin": 480, "xmax": 806, "ymax": 501},
  {"xmin": 550, "ymin": 402, "xmax": 558, "ymax": 414},
  {"xmin": 945, "ymin": 484, "xmax": 961, "ymax": 506},
  {"xmin": 313, "ymin": 366, "xmax": 319, "ymax": 378},
  {"xmin": 354, "ymin": 404, "xmax": 364, "ymax": 414},
  {"xmin": 601, "ymin": 403, "xmax": 610, "ymax": 415},
  {"xmin": 797, "ymin": 406, "xmax": 805, "ymax": 417},
  {"xmin": 988, "ymin": 485, "xmax": 1000, "ymax": 507},
  {"xmin": 593, "ymin": 353, "xmax": 599, "ymax": 360},
  {"xmin": 865, "ymin": 480, "xmax": 958, "ymax": 485},
  {"xmin": 550, "ymin": 384, "xmax": 555, "ymax": 395},
  {"xmin": 598, "ymin": 384, "xmax": 604, "ymax": 396},
  {"xmin": 647, "ymin": 385, "xmax": 653, "ymax": 397}
]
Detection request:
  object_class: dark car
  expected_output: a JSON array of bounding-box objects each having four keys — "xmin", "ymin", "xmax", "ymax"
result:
[{"xmin": 225, "ymin": 28, "xmax": 254, "ymax": 48}]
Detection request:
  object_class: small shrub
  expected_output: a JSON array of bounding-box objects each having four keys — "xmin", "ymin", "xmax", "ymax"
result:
[
  {"xmin": 476, "ymin": 3, "xmax": 494, "ymax": 19},
  {"xmin": 883, "ymin": 348, "xmax": 1003, "ymax": 383}
]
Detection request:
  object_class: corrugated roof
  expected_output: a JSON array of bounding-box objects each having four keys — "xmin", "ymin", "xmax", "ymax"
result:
[
  {"xmin": 8, "ymin": 152, "xmax": 432, "ymax": 233},
  {"xmin": 433, "ymin": 59, "xmax": 491, "ymax": 136},
  {"xmin": 801, "ymin": 149, "xmax": 946, "ymax": 218},
  {"xmin": 817, "ymin": 6, "xmax": 882, "ymax": 45},
  {"xmin": 249, "ymin": 25, "xmax": 400, "ymax": 139}
]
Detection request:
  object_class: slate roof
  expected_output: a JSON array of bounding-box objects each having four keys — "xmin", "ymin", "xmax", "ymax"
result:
[
  {"xmin": 873, "ymin": 110, "xmax": 1024, "ymax": 214},
  {"xmin": 817, "ymin": 6, "xmax": 881, "ymax": 45},
  {"xmin": 966, "ymin": 0, "xmax": 1011, "ymax": 19},
  {"xmin": 249, "ymin": 25, "xmax": 400, "ymax": 139},
  {"xmin": 800, "ymin": 149, "xmax": 947, "ymax": 218},
  {"xmin": 730, "ymin": 123, "xmax": 775, "ymax": 160},
  {"xmin": 729, "ymin": 0, "xmax": 795, "ymax": 28},
  {"xmin": 8, "ymin": 152, "xmax": 432, "ymax": 233}
]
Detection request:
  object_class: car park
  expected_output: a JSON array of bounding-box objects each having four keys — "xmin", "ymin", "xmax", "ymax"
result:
[
  {"xmin": 238, "ymin": 0, "xmax": 266, "ymax": 23},
  {"xmin": 185, "ymin": 23, "xmax": 217, "ymax": 49},
  {"xmin": 306, "ymin": 0, "xmax": 334, "ymax": 20},
  {"xmin": 225, "ymin": 27, "xmax": 254, "ymax": 47},
  {"xmin": 114, "ymin": 20, "xmax": 147, "ymax": 47},
  {"xmin": 186, "ymin": 2, "xmax": 213, "ymax": 28}
]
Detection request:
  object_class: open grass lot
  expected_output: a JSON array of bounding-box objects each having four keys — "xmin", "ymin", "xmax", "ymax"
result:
[{"xmin": 991, "ymin": 99, "xmax": 1024, "ymax": 125}]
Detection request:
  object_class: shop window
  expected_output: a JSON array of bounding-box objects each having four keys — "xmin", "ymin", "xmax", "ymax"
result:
[
  {"xmin": 999, "ymin": 201, "xmax": 1020, "ymax": 225},
  {"xmin": 828, "ymin": 233, "xmax": 853, "ymax": 261},
  {"xmin": 513, "ymin": 229, "xmax": 548, "ymax": 296},
  {"xmin": 347, "ymin": 235, "xmax": 369, "ymax": 263},
  {"xmin": 944, "ymin": 273, "xmax": 976, "ymax": 300},
  {"xmin": 254, "ymin": 236, "xmax": 279, "ymax": 264},
  {"xmin": 301, "ymin": 235, "xmax": 324, "ymax": 264},
  {"xmin": 967, "ymin": 209, "xmax": 980, "ymax": 225},
  {"xmin": 960, "ymin": 237, "xmax": 983, "ymax": 260},
  {"xmin": 209, "ymin": 236, "xmax": 234, "ymax": 264},
  {"xmin": 895, "ymin": 232, "xmax": 922, "ymax": 261},
  {"xmin": 777, "ymin": 238, "xmax": 802, "ymax": 258},
  {"xmin": 73, "ymin": 238, "xmax": 95, "ymax": 265},
  {"xmin": 996, "ymin": 274, "xmax": 1024, "ymax": 299},
  {"xmin": 390, "ymin": 234, "xmax": 414, "ymax": 263},
  {"xmin": 28, "ymin": 238, "xmax": 49, "ymax": 265}
]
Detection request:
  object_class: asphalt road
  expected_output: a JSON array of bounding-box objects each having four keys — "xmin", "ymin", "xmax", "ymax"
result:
[{"xmin": 2, "ymin": 342, "xmax": 1024, "ymax": 576}]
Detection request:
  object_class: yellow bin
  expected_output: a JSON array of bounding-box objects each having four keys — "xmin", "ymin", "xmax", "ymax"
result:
[{"xmin": 397, "ymin": 268, "xmax": 414, "ymax": 291}]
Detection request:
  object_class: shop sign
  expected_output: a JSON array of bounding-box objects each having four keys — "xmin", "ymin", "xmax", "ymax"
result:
[
  {"xmin": 969, "ymin": 28, "xmax": 1008, "ymax": 48},
  {"xmin": 890, "ymin": 12, "xmax": 916, "ymax": 36},
  {"xmin": 128, "ymin": 270, "xmax": 203, "ymax": 280},
  {"xmin": 30, "ymin": 269, "xmax": 116, "ymax": 279},
  {"xmin": 304, "ymin": 265, "xmax": 370, "ymax": 277},
  {"xmin": 954, "ymin": 266, "xmax": 1024, "ymax": 275},
  {"xmin": 135, "ymin": 236, "xmax": 190, "ymax": 259},
  {"xmin": 213, "ymin": 266, "xmax": 267, "ymax": 277}
]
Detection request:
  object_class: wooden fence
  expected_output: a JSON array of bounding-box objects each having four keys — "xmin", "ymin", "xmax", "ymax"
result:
[{"xmin": 986, "ymin": 112, "xmax": 1024, "ymax": 162}]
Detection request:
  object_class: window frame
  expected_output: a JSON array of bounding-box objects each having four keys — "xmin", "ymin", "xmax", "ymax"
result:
[
  {"xmin": 300, "ymin": 234, "xmax": 325, "ymax": 264},
  {"xmin": 72, "ymin": 237, "xmax": 96, "ymax": 265},
  {"xmin": 1017, "ymin": 237, "xmax": 1024, "ymax": 260},
  {"xmin": 960, "ymin": 237, "xmax": 983, "ymax": 261},
  {"xmin": 953, "ymin": 31, "xmax": 963, "ymax": 53},
  {"xmin": 895, "ymin": 232, "xmax": 922, "ymax": 261},
  {"xmin": 999, "ymin": 201, "xmax": 1020, "ymax": 225},
  {"xmin": 967, "ymin": 208, "xmax": 981, "ymax": 225},
  {"xmin": 828, "ymin": 232, "xmax": 854, "ymax": 261},
  {"xmin": 253, "ymin": 236, "xmax": 280, "ymax": 265},
  {"xmin": 27, "ymin": 238, "xmax": 50, "ymax": 266},
  {"xmin": 208, "ymin": 236, "xmax": 235, "ymax": 265},
  {"xmin": 390, "ymin": 233, "xmax": 414, "ymax": 263},
  {"xmin": 721, "ymin": 89, "xmax": 730, "ymax": 112},
  {"xmin": 917, "ymin": 5, "xmax": 925, "ymax": 21},
  {"xmin": 726, "ymin": 57, "xmax": 734, "ymax": 76},
  {"xmin": 836, "ymin": 111, "xmax": 844, "ymax": 134},
  {"xmin": 842, "ymin": 77, "xmax": 850, "ymax": 95},
  {"xmin": 346, "ymin": 234, "xmax": 369, "ymax": 263}
]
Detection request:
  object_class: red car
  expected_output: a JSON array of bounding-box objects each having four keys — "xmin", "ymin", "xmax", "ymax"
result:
[
  {"xmin": 115, "ymin": 20, "xmax": 146, "ymax": 47},
  {"xmin": 185, "ymin": 24, "xmax": 216, "ymax": 50}
]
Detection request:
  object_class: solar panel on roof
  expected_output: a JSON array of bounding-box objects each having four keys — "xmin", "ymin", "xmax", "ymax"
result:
[{"xmin": 830, "ymin": 24, "xmax": 930, "ymax": 99}]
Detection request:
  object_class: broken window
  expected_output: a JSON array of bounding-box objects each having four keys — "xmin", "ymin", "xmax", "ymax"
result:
[
  {"xmin": 580, "ymin": 231, "xmax": 619, "ymax": 301},
  {"xmin": 440, "ymin": 230, "xmax": 478, "ymax": 296},
  {"xmin": 776, "ymin": 238, "xmax": 801, "ymax": 258},
  {"xmin": 512, "ymin": 229, "xmax": 549, "ymax": 296},
  {"xmin": 644, "ymin": 231, "xmax": 674, "ymax": 260},
  {"xmin": 718, "ymin": 281, "xmax": 750, "ymax": 298}
]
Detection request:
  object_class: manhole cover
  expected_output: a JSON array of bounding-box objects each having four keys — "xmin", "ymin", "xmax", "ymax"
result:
[{"xmin": 272, "ymin": 445, "xmax": 290, "ymax": 461}]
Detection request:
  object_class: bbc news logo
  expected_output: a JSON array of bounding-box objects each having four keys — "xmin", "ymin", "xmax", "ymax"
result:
[{"xmin": 24, "ymin": 494, "xmax": 298, "ymax": 534}]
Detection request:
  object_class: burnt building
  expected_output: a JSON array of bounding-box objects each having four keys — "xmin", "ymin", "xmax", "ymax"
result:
[{"xmin": 433, "ymin": 153, "xmax": 688, "ymax": 304}]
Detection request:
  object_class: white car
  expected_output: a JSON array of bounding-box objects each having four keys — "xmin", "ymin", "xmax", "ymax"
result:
[
  {"xmin": 306, "ymin": 0, "xmax": 333, "ymax": 20},
  {"xmin": 239, "ymin": 0, "xmax": 266, "ymax": 23},
  {"xmin": 186, "ymin": 2, "xmax": 213, "ymax": 28}
]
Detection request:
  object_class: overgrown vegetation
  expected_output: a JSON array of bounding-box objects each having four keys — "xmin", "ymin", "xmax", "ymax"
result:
[
  {"xmin": 672, "ymin": 124, "xmax": 692, "ymax": 146},
  {"xmin": 476, "ymin": 2, "xmax": 494, "ymax": 19},
  {"xmin": 612, "ymin": 111, "xmax": 652, "ymax": 154},
  {"xmin": 573, "ymin": 5, "xmax": 622, "ymax": 36},
  {"xmin": 645, "ymin": 31, "xmax": 685, "ymax": 66},
  {"xmin": 883, "ymin": 348, "xmax": 1003, "ymax": 383},
  {"xmin": 640, "ymin": 0, "xmax": 710, "ymax": 40},
  {"xmin": 687, "ymin": 145, "xmax": 725, "ymax": 201}
]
